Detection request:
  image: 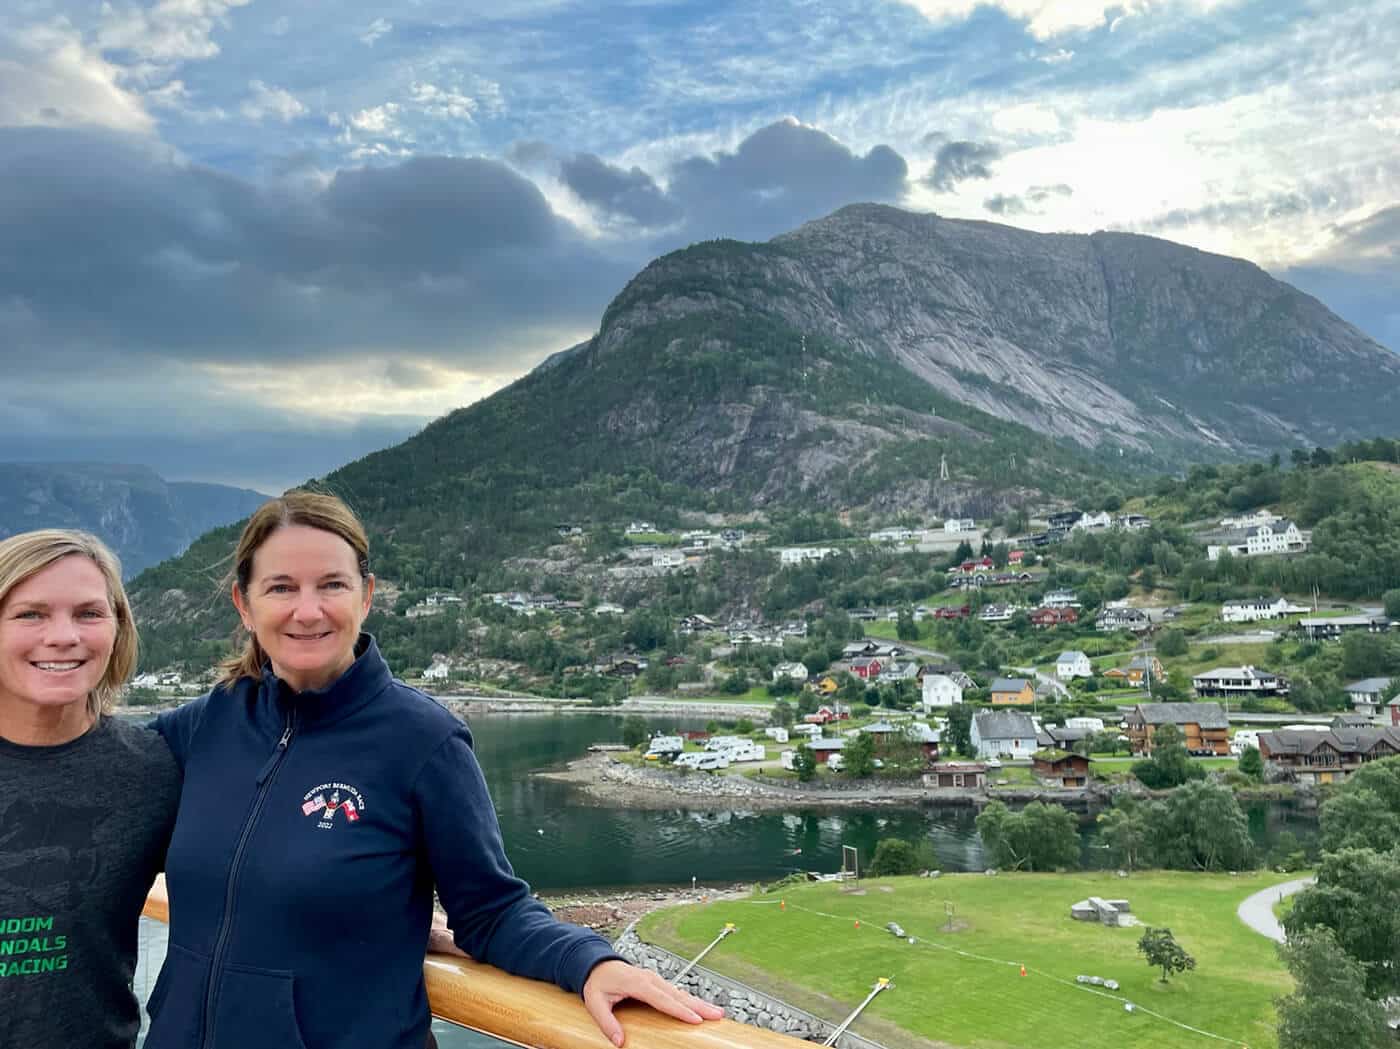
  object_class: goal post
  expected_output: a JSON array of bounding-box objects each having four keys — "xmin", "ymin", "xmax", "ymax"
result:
[{"xmin": 841, "ymin": 844, "xmax": 859, "ymax": 884}]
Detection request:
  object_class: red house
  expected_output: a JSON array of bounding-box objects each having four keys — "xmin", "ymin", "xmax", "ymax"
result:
[
  {"xmin": 1008, "ymin": 550, "xmax": 1025, "ymax": 565},
  {"xmin": 850, "ymin": 657, "xmax": 883, "ymax": 680},
  {"xmin": 954, "ymin": 556, "xmax": 995, "ymax": 575},
  {"xmin": 1030, "ymin": 607, "xmax": 1078, "ymax": 629},
  {"xmin": 933, "ymin": 605, "xmax": 971, "ymax": 620}
]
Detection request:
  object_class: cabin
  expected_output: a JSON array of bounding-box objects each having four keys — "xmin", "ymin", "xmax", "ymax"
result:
[
  {"xmin": 1030, "ymin": 607, "xmax": 1078, "ymax": 629},
  {"xmin": 924, "ymin": 762, "xmax": 988, "ymax": 789},
  {"xmin": 1102, "ymin": 655, "xmax": 1163, "ymax": 687},
  {"xmin": 806, "ymin": 738, "xmax": 846, "ymax": 764},
  {"xmin": 1032, "ymin": 750, "xmax": 1092, "ymax": 788},
  {"xmin": 1259, "ymin": 727, "xmax": 1400, "ymax": 785},
  {"xmin": 971, "ymin": 710, "xmax": 1038, "ymax": 759},
  {"xmin": 1055, "ymin": 651, "xmax": 1093, "ymax": 680},
  {"xmin": 1191, "ymin": 665, "xmax": 1288, "ymax": 698}
]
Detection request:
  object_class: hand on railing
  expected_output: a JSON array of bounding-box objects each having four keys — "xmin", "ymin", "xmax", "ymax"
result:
[{"xmin": 583, "ymin": 959, "xmax": 725, "ymax": 1047}]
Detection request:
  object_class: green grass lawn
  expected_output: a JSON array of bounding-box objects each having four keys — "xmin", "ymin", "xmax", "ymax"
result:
[{"xmin": 639, "ymin": 871, "xmax": 1291, "ymax": 1049}]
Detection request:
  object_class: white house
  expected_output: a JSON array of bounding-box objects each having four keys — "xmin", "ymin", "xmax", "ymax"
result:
[
  {"xmin": 1042, "ymin": 589, "xmax": 1080, "ymax": 609},
  {"xmin": 1221, "ymin": 596, "xmax": 1309, "ymax": 623},
  {"xmin": 422, "ymin": 661, "xmax": 454, "ymax": 682},
  {"xmin": 772, "ymin": 661, "xmax": 810, "ymax": 684},
  {"xmin": 922, "ymin": 674, "xmax": 964, "ymax": 709},
  {"xmin": 1345, "ymin": 677, "xmax": 1393, "ymax": 717},
  {"xmin": 1066, "ymin": 716, "xmax": 1106, "ymax": 733},
  {"xmin": 943, "ymin": 518, "xmax": 975, "ymax": 533},
  {"xmin": 625, "ymin": 521, "xmax": 658, "ymax": 535},
  {"xmin": 1072, "ymin": 511, "xmax": 1113, "ymax": 531},
  {"xmin": 869, "ymin": 527, "xmax": 916, "ymax": 542},
  {"xmin": 1246, "ymin": 519, "xmax": 1307, "ymax": 557},
  {"xmin": 652, "ymin": 549, "xmax": 686, "ymax": 568},
  {"xmin": 971, "ymin": 710, "xmax": 1038, "ymax": 759},
  {"xmin": 1221, "ymin": 509, "xmax": 1279, "ymax": 530},
  {"xmin": 593, "ymin": 602, "xmax": 625, "ymax": 616},
  {"xmin": 778, "ymin": 546, "xmax": 837, "ymax": 565},
  {"xmin": 1055, "ymin": 651, "xmax": 1093, "ymax": 680},
  {"xmin": 764, "ymin": 727, "xmax": 790, "ymax": 743}
]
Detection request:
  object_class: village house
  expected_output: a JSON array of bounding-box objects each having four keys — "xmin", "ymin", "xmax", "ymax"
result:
[
  {"xmin": 971, "ymin": 710, "xmax": 1038, "ymax": 759},
  {"xmin": 1032, "ymin": 750, "xmax": 1093, "ymax": 788},
  {"xmin": 598, "ymin": 656, "xmax": 648, "ymax": 678},
  {"xmin": 720, "ymin": 528, "xmax": 745, "ymax": 545},
  {"xmin": 1096, "ymin": 606, "xmax": 1152, "ymax": 633},
  {"xmin": 1116, "ymin": 513, "xmax": 1152, "ymax": 531},
  {"xmin": 924, "ymin": 762, "xmax": 988, "ymax": 789},
  {"xmin": 422, "ymin": 660, "xmax": 454, "ymax": 682},
  {"xmin": 1124, "ymin": 702, "xmax": 1230, "ymax": 755},
  {"xmin": 1072, "ymin": 511, "xmax": 1113, "ymax": 532},
  {"xmin": 677, "ymin": 613, "xmax": 717, "ymax": 634},
  {"xmin": 780, "ymin": 621, "xmax": 809, "ymax": 638},
  {"xmin": 1220, "ymin": 595, "xmax": 1310, "ymax": 623},
  {"xmin": 979, "ymin": 603, "xmax": 1016, "ymax": 623},
  {"xmin": 904, "ymin": 722, "xmax": 942, "ymax": 761},
  {"xmin": 1042, "ymin": 589, "xmax": 1080, "ymax": 608},
  {"xmin": 1055, "ymin": 650, "xmax": 1093, "ymax": 680},
  {"xmin": 778, "ymin": 546, "xmax": 837, "ymax": 565},
  {"xmin": 1037, "ymin": 723, "xmax": 1095, "ymax": 750},
  {"xmin": 882, "ymin": 661, "xmax": 920, "ymax": 682},
  {"xmin": 1208, "ymin": 519, "xmax": 1309, "ymax": 561},
  {"xmin": 848, "ymin": 608, "xmax": 878, "ymax": 621},
  {"xmin": 869, "ymin": 527, "xmax": 917, "ymax": 542},
  {"xmin": 931, "ymin": 604, "xmax": 972, "ymax": 620},
  {"xmin": 810, "ymin": 675, "xmax": 840, "ymax": 695},
  {"xmin": 849, "ymin": 657, "xmax": 884, "ymax": 681},
  {"xmin": 1221, "ymin": 509, "xmax": 1279, "ymax": 530},
  {"xmin": 593, "ymin": 602, "xmax": 625, "ymax": 616},
  {"xmin": 556, "ymin": 523, "xmax": 584, "ymax": 537},
  {"xmin": 1192, "ymin": 665, "xmax": 1289, "ymax": 699},
  {"xmin": 1102, "ymin": 655, "xmax": 1163, "ymax": 687},
  {"xmin": 1030, "ymin": 606, "xmax": 1078, "ymax": 629},
  {"xmin": 918, "ymin": 664, "xmax": 976, "ymax": 690},
  {"xmin": 1295, "ymin": 614, "xmax": 1396, "ymax": 641},
  {"xmin": 624, "ymin": 521, "xmax": 657, "ymax": 535},
  {"xmin": 1345, "ymin": 677, "xmax": 1393, "ymax": 717},
  {"xmin": 772, "ymin": 662, "xmax": 810, "ymax": 684},
  {"xmin": 1007, "ymin": 550, "xmax": 1025, "ymax": 566},
  {"xmin": 652, "ymin": 549, "xmax": 686, "ymax": 569},
  {"xmin": 806, "ymin": 738, "xmax": 846, "ymax": 764},
  {"xmin": 943, "ymin": 518, "xmax": 976, "ymax": 532},
  {"xmin": 950, "ymin": 556, "xmax": 995, "ymax": 576},
  {"xmin": 1259, "ymin": 726, "xmax": 1400, "ymax": 785},
  {"xmin": 989, "ymin": 677, "xmax": 1035, "ymax": 706},
  {"xmin": 921, "ymin": 673, "xmax": 964, "ymax": 710}
]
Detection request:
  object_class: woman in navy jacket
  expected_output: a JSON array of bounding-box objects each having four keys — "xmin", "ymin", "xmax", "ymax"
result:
[{"xmin": 146, "ymin": 491, "xmax": 720, "ymax": 1049}]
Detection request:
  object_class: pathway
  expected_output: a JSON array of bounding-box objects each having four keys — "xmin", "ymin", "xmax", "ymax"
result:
[{"xmin": 1236, "ymin": 876, "xmax": 1315, "ymax": 942}]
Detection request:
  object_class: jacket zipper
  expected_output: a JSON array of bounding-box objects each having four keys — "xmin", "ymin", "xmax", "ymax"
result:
[{"xmin": 201, "ymin": 712, "xmax": 296, "ymax": 1049}]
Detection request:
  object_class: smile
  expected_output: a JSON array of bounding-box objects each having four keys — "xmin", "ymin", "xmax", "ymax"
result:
[
  {"xmin": 33, "ymin": 661, "xmax": 84, "ymax": 672},
  {"xmin": 286, "ymin": 632, "xmax": 333, "ymax": 641}
]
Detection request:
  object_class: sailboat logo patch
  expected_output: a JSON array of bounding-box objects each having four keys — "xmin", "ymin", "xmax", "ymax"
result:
[{"xmin": 301, "ymin": 783, "xmax": 366, "ymax": 829}]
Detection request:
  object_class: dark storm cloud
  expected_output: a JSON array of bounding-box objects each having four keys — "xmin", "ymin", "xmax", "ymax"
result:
[
  {"xmin": 1283, "ymin": 204, "xmax": 1400, "ymax": 353},
  {"xmin": 925, "ymin": 139, "xmax": 1002, "ymax": 192},
  {"xmin": 660, "ymin": 119, "xmax": 910, "ymax": 241},
  {"xmin": 559, "ymin": 152, "xmax": 682, "ymax": 227},
  {"xmin": 0, "ymin": 126, "xmax": 629, "ymax": 369}
]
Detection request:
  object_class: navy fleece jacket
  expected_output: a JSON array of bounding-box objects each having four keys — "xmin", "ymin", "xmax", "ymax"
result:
[{"xmin": 146, "ymin": 636, "xmax": 619, "ymax": 1049}]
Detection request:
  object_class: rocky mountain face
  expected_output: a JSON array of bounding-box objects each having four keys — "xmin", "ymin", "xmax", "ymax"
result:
[
  {"xmin": 0, "ymin": 463, "xmax": 268, "ymax": 577},
  {"xmin": 598, "ymin": 204, "xmax": 1399, "ymax": 460}
]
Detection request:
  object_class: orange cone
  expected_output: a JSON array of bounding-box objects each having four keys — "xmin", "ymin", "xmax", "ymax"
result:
[
  {"xmin": 854, "ymin": 920, "xmax": 860, "ymax": 929},
  {"xmin": 780, "ymin": 900, "xmax": 786, "ymax": 911},
  {"xmin": 1020, "ymin": 965, "xmax": 1027, "ymax": 977}
]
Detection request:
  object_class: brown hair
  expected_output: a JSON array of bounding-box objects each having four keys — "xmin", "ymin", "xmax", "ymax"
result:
[
  {"xmin": 0, "ymin": 529, "xmax": 138, "ymax": 717},
  {"xmin": 219, "ymin": 490, "xmax": 371, "ymax": 686}
]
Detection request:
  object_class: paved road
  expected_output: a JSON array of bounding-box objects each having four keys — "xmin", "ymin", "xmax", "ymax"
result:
[
  {"xmin": 1236, "ymin": 876, "xmax": 1315, "ymax": 942},
  {"xmin": 1012, "ymin": 665, "xmax": 1071, "ymax": 700}
]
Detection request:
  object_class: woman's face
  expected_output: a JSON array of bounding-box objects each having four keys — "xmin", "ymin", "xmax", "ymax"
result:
[
  {"xmin": 233, "ymin": 524, "xmax": 374, "ymax": 693},
  {"xmin": 0, "ymin": 556, "xmax": 116, "ymax": 718}
]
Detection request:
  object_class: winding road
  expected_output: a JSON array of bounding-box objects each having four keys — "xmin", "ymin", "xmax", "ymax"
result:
[{"xmin": 1236, "ymin": 876, "xmax": 1315, "ymax": 942}]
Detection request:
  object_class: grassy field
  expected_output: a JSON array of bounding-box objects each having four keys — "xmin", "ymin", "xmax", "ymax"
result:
[{"xmin": 639, "ymin": 871, "xmax": 1290, "ymax": 1049}]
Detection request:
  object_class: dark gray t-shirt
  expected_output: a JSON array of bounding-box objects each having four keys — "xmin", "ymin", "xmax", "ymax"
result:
[{"xmin": 0, "ymin": 714, "xmax": 180, "ymax": 1049}]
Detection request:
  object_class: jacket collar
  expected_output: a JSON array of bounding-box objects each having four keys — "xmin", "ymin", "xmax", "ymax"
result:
[{"xmin": 259, "ymin": 633, "xmax": 392, "ymax": 727}]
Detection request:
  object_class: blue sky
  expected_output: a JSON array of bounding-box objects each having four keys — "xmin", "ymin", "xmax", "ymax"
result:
[{"xmin": 1, "ymin": 0, "xmax": 1396, "ymax": 490}]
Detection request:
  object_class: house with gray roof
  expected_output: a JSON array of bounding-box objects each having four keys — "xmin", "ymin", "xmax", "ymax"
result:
[
  {"xmin": 971, "ymin": 710, "xmax": 1038, "ymax": 759},
  {"xmin": 1125, "ymin": 702, "xmax": 1229, "ymax": 755},
  {"xmin": 1345, "ymin": 677, "xmax": 1393, "ymax": 717}
]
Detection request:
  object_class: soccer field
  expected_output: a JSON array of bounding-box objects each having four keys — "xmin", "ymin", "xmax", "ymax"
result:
[{"xmin": 637, "ymin": 870, "xmax": 1293, "ymax": 1049}]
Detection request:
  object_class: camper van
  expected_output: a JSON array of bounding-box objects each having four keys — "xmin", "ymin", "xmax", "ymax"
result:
[{"xmin": 674, "ymin": 752, "xmax": 729, "ymax": 771}]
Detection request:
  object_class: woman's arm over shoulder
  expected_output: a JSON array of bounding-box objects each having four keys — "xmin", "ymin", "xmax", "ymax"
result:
[
  {"xmin": 149, "ymin": 690, "xmax": 216, "ymax": 770},
  {"xmin": 415, "ymin": 727, "xmax": 620, "ymax": 993}
]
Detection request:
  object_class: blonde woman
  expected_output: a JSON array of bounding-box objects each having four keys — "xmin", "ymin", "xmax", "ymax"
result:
[
  {"xmin": 0, "ymin": 530, "xmax": 180, "ymax": 1049},
  {"xmin": 146, "ymin": 491, "xmax": 719, "ymax": 1049}
]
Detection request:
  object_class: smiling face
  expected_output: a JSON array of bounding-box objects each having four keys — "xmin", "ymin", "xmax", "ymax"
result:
[
  {"xmin": 232, "ymin": 524, "xmax": 374, "ymax": 694},
  {"xmin": 0, "ymin": 555, "xmax": 117, "ymax": 733}
]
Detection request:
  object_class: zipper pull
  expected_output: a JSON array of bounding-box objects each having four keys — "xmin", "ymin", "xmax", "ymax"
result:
[
  {"xmin": 278, "ymin": 725, "xmax": 293, "ymax": 748},
  {"xmin": 257, "ymin": 720, "xmax": 295, "ymax": 784}
]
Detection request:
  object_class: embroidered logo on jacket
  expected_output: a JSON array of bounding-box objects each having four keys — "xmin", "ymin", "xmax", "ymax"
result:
[{"xmin": 300, "ymin": 783, "xmax": 366, "ymax": 829}]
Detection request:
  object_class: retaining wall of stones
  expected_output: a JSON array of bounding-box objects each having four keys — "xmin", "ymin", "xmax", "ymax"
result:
[{"xmin": 614, "ymin": 927, "xmax": 888, "ymax": 1049}]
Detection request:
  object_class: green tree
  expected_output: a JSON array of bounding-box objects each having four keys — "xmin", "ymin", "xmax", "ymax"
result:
[
  {"xmin": 896, "ymin": 607, "xmax": 919, "ymax": 642},
  {"xmin": 621, "ymin": 716, "xmax": 649, "ymax": 749},
  {"xmin": 771, "ymin": 700, "xmax": 796, "ymax": 727},
  {"xmin": 734, "ymin": 717, "xmax": 755, "ymax": 734},
  {"xmin": 1285, "ymin": 847, "xmax": 1400, "ymax": 998},
  {"xmin": 976, "ymin": 800, "xmax": 1080, "ymax": 871},
  {"xmin": 867, "ymin": 838, "xmax": 932, "ymax": 877},
  {"xmin": 1318, "ymin": 757, "xmax": 1400, "ymax": 853},
  {"xmin": 1132, "ymin": 723, "xmax": 1207, "ymax": 789},
  {"xmin": 843, "ymin": 731, "xmax": 878, "ymax": 778},
  {"xmin": 946, "ymin": 704, "xmax": 974, "ymax": 758},
  {"xmin": 1097, "ymin": 795, "xmax": 1154, "ymax": 872},
  {"xmin": 791, "ymin": 743, "xmax": 817, "ymax": 782},
  {"xmin": 1156, "ymin": 629, "xmax": 1188, "ymax": 657},
  {"xmin": 1276, "ymin": 927, "xmax": 1390, "ymax": 1049},
  {"xmin": 1238, "ymin": 745, "xmax": 1264, "ymax": 780},
  {"xmin": 1152, "ymin": 781, "xmax": 1255, "ymax": 871},
  {"xmin": 1385, "ymin": 589, "xmax": 1400, "ymax": 621},
  {"xmin": 1137, "ymin": 927, "xmax": 1196, "ymax": 983}
]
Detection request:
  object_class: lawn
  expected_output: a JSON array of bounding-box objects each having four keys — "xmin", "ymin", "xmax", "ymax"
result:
[{"xmin": 639, "ymin": 871, "xmax": 1291, "ymax": 1049}]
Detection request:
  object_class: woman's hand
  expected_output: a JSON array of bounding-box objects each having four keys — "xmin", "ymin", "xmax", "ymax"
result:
[
  {"xmin": 427, "ymin": 910, "xmax": 468, "ymax": 958},
  {"xmin": 582, "ymin": 959, "xmax": 724, "ymax": 1046}
]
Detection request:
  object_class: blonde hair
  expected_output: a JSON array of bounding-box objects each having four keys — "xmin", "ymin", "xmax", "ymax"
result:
[
  {"xmin": 219, "ymin": 490, "xmax": 370, "ymax": 687},
  {"xmin": 0, "ymin": 529, "xmax": 138, "ymax": 717}
]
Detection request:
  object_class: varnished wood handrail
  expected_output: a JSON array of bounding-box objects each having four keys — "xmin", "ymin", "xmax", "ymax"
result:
[{"xmin": 143, "ymin": 879, "xmax": 808, "ymax": 1048}]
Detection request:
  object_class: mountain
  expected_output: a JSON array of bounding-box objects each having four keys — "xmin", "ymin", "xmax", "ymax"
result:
[
  {"xmin": 0, "ymin": 463, "xmax": 269, "ymax": 578},
  {"xmin": 126, "ymin": 204, "xmax": 1399, "ymax": 664}
]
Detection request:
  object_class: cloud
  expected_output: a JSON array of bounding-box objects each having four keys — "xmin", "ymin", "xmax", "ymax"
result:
[
  {"xmin": 96, "ymin": 0, "xmax": 253, "ymax": 69},
  {"xmin": 409, "ymin": 82, "xmax": 479, "ymax": 122},
  {"xmin": 359, "ymin": 17, "xmax": 392, "ymax": 46},
  {"xmin": 984, "ymin": 182, "xmax": 1072, "ymax": 215},
  {"xmin": 346, "ymin": 103, "xmax": 400, "ymax": 135},
  {"xmin": 894, "ymin": 0, "xmax": 1240, "ymax": 40},
  {"xmin": 0, "ymin": 19, "xmax": 154, "ymax": 132},
  {"xmin": 559, "ymin": 153, "xmax": 681, "ymax": 227},
  {"xmin": 925, "ymin": 139, "xmax": 1002, "ymax": 191},
  {"xmin": 240, "ymin": 80, "xmax": 306, "ymax": 123}
]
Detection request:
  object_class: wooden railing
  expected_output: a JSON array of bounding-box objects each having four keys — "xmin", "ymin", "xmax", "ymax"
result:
[{"xmin": 142, "ymin": 880, "xmax": 808, "ymax": 1049}]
